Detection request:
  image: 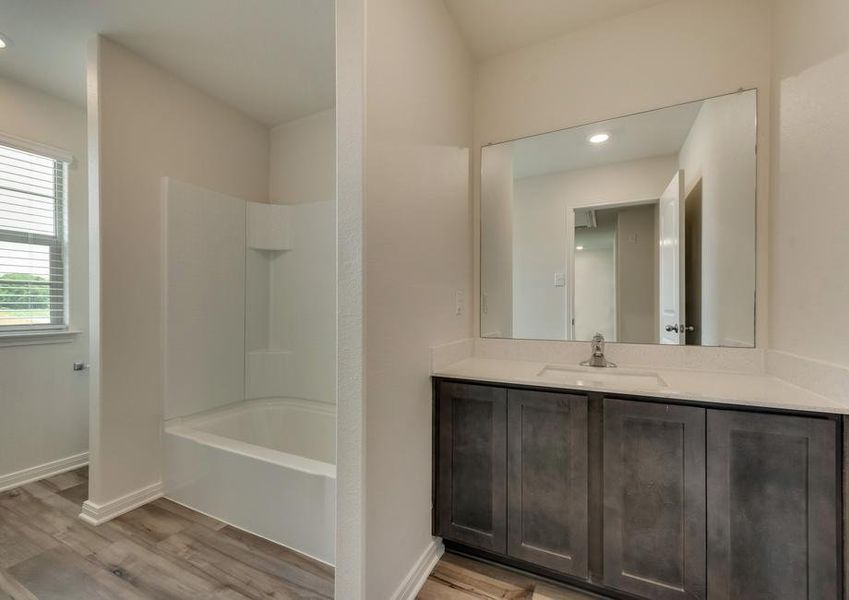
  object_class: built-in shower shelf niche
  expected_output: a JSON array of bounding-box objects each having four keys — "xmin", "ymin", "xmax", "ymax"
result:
[{"xmin": 247, "ymin": 202, "xmax": 293, "ymax": 251}]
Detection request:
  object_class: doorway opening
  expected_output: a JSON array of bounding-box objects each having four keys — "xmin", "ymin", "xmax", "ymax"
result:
[{"xmin": 684, "ymin": 179, "xmax": 703, "ymax": 346}]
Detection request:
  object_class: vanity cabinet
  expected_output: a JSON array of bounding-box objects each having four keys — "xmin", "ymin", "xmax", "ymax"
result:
[
  {"xmin": 507, "ymin": 389, "xmax": 588, "ymax": 577},
  {"xmin": 603, "ymin": 399, "xmax": 706, "ymax": 599},
  {"xmin": 706, "ymin": 410, "xmax": 840, "ymax": 600},
  {"xmin": 436, "ymin": 381, "xmax": 507, "ymax": 553},
  {"xmin": 433, "ymin": 378, "xmax": 841, "ymax": 600},
  {"xmin": 435, "ymin": 382, "xmax": 589, "ymax": 573}
]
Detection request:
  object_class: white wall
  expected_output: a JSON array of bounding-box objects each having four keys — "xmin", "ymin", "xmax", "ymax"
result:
[
  {"xmin": 90, "ymin": 38, "xmax": 269, "ymax": 505},
  {"xmin": 770, "ymin": 0, "xmax": 849, "ymax": 366},
  {"xmin": 262, "ymin": 112, "xmax": 337, "ymax": 405},
  {"xmin": 473, "ymin": 0, "xmax": 773, "ymax": 347},
  {"xmin": 364, "ymin": 0, "xmax": 473, "ymax": 597},
  {"xmin": 679, "ymin": 92, "xmax": 757, "ymax": 347},
  {"xmin": 480, "ymin": 143, "xmax": 513, "ymax": 337},
  {"xmin": 245, "ymin": 249, "xmax": 271, "ymax": 353},
  {"xmin": 616, "ymin": 204, "xmax": 658, "ymax": 343},
  {"xmin": 0, "ymin": 78, "xmax": 89, "ymax": 481},
  {"xmin": 162, "ymin": 179, "xmax": 246, "ymax": 420},
  {"xmin": 270, "ymin": 109, "xmax": 336, "ymax": 205},
  {"xmin": 265, "ymin": 201, "xmax": 336, "ymax": 404},
  {"xmin": 162, "ymin": 177, "xmax": 335, "ymax": 415},
  {"xmin": 335, "ymin": 0, "xmax": 366, "ymax": 594},
  {"xmin": 574, "ymin": 243, "xmax": 616, "ymax": 341},
  {"xmin": 511, "ymin": 155, "xmax": 676, "ymax": 340}
]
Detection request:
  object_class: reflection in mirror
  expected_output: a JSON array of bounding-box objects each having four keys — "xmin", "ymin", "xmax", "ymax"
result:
[
  {"xmin": 573, "ymin": 203, "xmax": 657, "ymax": 344},
  {"xmin": 481, "ymin": 90, "xmax": 757, "ymax": 347}
]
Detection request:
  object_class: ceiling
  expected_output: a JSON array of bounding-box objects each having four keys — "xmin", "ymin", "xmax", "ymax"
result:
[
  {"xmin": 443, "ymin": 0, "xmax": 669, "ymax": 60},
  {"xmin": 508, "ymin": 100, "xmax": 704, "ymax": 180},
  {"xmin": 0, "ymin": 0, "xmax": 335, "ymax": 126}
]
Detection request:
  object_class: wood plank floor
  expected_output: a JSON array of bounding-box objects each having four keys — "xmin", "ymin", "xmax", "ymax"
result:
[
  {"xmin": 0, "ymin": 467, "xmax": 333, "ymax": 599},
  {"xmin": 419, "ymin": 552, "xmax": 603, "ymax": 600}
]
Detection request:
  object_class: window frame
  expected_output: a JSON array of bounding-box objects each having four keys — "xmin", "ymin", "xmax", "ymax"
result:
[{"xmin": 0, "ymin": 135, "xmax": 70, "ymax": 333}]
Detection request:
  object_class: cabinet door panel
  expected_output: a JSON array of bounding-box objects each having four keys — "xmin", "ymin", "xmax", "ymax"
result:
[
  {"xmin": 507, "ymin": 389, "xmax": 588, "ymax": 577},
  {"xmin": 707, "ymin": 410, "xmax": 839, "ymax": 600},
  {"xmin": 603, "ymin": 398, "xmax": 706, "ymax": 600},
  {"xmin": 437, "ymin": 381, "xmax": 507, "ymax": 553}
]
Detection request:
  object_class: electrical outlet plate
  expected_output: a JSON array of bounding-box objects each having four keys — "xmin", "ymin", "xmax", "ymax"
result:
[
  {"xmin": 455, "ymin": 290, "xmax": 464, "ymax": 316},
  {"xmin": 553, "ymin": 272, "xmax": 566, "ymax": 287}
]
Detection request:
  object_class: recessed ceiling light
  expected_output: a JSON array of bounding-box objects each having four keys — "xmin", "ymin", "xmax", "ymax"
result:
[
  {"xmin": 576, "ymin": 245, "xmax": 585, "ymax": 251},
  {"xmin": 0, "ymin": 35, "xmax": 8, "ymax": 50},
  {"xmin": 588, "ymin": 133, "xmax": 610, "ymax": 144}
]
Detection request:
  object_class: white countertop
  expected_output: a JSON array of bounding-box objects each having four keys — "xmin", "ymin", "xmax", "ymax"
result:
[{"xmin": 433, "ymin": 357, "xmax": 849, "ymax": 415}]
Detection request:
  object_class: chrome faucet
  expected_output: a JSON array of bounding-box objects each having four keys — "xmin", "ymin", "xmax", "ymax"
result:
[{"xmin": 581, "ymin": 333, "xmax": 616, "ymax": 368}]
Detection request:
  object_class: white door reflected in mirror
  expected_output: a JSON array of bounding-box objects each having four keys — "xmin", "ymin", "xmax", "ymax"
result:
[{"xmin": 659, "ymin": 170, "xmax": 685, "ymax": 345}]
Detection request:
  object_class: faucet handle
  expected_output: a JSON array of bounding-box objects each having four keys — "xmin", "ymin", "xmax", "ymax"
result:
[
  {"xmin": 581, "ymin": 333, "xmax": 615, "ymax": 367},
  {"xmin": 591, "ymin": 333, "xmax": 605, "ymax": 354}
]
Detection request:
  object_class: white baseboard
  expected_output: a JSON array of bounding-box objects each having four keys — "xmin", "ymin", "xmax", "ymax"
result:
[
  {"xmin": 79, "ymin": 481, "xmax": 163, "ymax": 526},
  {"xmin": 0, "ymin": 451, "xmax": 89, "ymax": 493},
  {"xmin": 390, "ymin": 538, "xmax": 444, "ymax": 600}
]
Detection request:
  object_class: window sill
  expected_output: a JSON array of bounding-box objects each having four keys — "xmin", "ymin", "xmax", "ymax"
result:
[{"xmin": 0, "ymin": 329, "xmax": 82, "ymax": 348}]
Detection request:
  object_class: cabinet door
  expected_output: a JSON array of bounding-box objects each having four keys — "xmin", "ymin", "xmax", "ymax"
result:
[
  {"xmin": 437, "ymin": 381, "xmax": 507, "ymax": 553},
  {"xmin": 603, "ymin": 398, "xmax": 706, "ymax": 600},
  {"xmin": 507, "ymin": 389, "xmax": 588, "ymax": 577},
  {"xmin": 707, "ymin": 410, "xmax": 839, "ymax": 600}
]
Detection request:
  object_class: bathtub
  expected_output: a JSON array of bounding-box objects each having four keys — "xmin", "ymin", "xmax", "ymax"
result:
[{"xmin": 164, "ymin": 398, "xmax": 335, "ymax": 565}]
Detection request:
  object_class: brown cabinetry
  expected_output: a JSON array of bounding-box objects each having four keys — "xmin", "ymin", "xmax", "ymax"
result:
[
  {"xmin": 507, "ymin": 389, "xmax": 588, "ymax": 577},
  {"xmin": 436, "ymin": 381, "xmax": 507, "ymax": 553},
  {"xmin": 706, "ymin": 410, "xmax": 839, "ymax": 600},
  {"xmin": 603, "ymin": 398, "xmax": 706, "ymax": 599},
  {"xmin": 433, "ymin": 378, "xmax": 841, "ymax": 600}
]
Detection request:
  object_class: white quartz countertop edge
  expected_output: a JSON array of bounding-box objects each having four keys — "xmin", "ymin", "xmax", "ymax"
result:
[{"xmin": 433, "ymin": 357, "xmax": 849, "ymax": 415}]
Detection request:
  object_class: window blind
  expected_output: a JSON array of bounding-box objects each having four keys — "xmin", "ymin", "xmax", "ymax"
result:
[{"xmin": 0, "ymin": 142, "xmax": 68, "ymax": 331}]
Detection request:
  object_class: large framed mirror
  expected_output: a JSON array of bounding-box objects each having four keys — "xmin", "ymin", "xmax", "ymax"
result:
[{"xmin": 480, "ymin": 89, "xmax": 757, "ymax": 347}]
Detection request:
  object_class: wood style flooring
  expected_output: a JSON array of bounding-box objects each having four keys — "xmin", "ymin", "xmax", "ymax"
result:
[
  {"xmin": 0, "ymin": 467, "xmax": 333, "ymax": 599},
  {"xmin": 419, "ymin": 552, "xmax": 600, "ymax": 600}
]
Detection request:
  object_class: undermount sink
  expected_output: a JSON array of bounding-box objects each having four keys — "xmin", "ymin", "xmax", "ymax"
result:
[{"xmin": 536, "ymin": 364, "xmax": 667, "ymax": 390}]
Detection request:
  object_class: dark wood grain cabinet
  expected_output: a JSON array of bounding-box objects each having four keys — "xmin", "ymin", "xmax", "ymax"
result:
[
  {"xmin": 603, "ymin": 398, "xmax": 706, "ymax": 600},
  {"xmin": 436, "ymin": 381, "xmax": 507, "ymax": 553},
  {"xmin": 507, "ymin": 389, "xmax": 588, "ymax": 577},
  {"xmin": 433, "ymin": 378, "xmax": 841, "ymax": 600},
  {"xmin": 706, "ymin": 410, "xmax": 840, "ymax": 600}
]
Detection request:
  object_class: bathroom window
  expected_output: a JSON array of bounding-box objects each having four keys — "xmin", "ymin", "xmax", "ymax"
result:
[{"xmin": 0, "ymin": 140, "xmax": 68, "ymax": 332}]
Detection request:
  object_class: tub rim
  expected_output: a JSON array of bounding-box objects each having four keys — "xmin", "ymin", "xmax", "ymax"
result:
[{"xmin": 164, "ymin": 397, "xmax": 336, "ymax": 479}]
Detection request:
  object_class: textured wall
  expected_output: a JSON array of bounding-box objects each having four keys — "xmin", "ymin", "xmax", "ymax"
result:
[
  {"xmin": 90, "ymin": 38, "xmax": 268, "ymax": 505},
  {"xmin": 473, "ymin": 0, "xmax": 773, "ymax": 348},
  {"xmin": 0, "ymin": 78, "xmax": 89, "ymax": 480},
  {"xmin": 364, "ymin": 0, "xmax": 474, "ymax": 597},
  {"xmin": 770, "ymin": 0, "xmax": 849, "ymax": 366}
]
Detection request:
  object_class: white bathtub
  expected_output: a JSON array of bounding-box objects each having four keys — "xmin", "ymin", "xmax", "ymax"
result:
[{"xmin": 164, "ymin": 398, "xmax": 336, "ymax": 565}]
